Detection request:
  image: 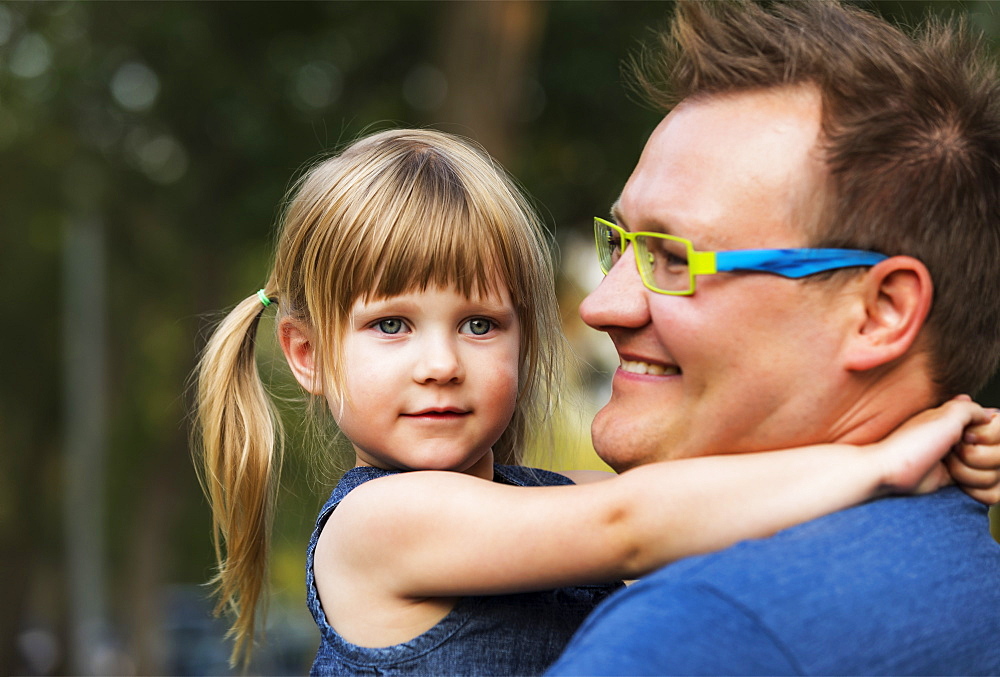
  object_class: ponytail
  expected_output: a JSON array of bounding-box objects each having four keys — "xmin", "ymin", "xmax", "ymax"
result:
[{"xmin": 193, "ymin": 291, "xmax": 282, "ymax": 667}]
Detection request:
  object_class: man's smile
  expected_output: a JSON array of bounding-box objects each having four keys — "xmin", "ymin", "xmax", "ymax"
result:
[{"xmin": 619, "ymin": 359, "xmax": 681, "ymax": 376}]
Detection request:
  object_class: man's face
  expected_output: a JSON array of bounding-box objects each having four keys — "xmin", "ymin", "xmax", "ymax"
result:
[{"xmin": 582, "ymin": 86, "xmax": 856, "ymax": 472}]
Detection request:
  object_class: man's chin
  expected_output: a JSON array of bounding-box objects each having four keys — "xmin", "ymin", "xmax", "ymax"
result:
[
  {"xmin": 591, "ymin": 408, "xmax": 655, "ymax": 473},
  {"xmin": 591, "ymin": 401, "xmax": 709, "ymax": 469}
]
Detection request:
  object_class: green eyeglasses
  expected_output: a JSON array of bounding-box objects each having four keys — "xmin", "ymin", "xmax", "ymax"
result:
[{"xmin": 594, "ymin": 217, "xmax": 889, "ymax": 296}]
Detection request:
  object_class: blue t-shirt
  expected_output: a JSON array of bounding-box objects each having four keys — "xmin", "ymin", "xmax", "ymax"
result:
[
  {"xmin": 547, "ymin": 487, "xmax": 1000, "ymax": 676},
  {"xmin": 307, "ymin": 464, "xmax": 624, "ymax": 676}
]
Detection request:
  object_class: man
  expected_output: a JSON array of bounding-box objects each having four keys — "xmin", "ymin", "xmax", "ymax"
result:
[{"xmin": 547, "ymin": 2, "xmax": 1000, "ymax": 674}]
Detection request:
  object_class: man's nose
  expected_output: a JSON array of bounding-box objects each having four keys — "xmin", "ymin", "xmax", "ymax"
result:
[
  {"xmin": 413, "ymin": 334, "xmax": 465, "ymax": 384},
  {"xmin": 579, "ymin": 245, "xmax": 651, "ymax": 331}
]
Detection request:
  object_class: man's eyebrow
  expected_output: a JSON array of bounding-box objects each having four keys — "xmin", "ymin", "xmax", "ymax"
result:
[
  {"xmin": 609, "ymin": 201, "xmax": 624, "ymax": 227},
  {"xmin": 609, "ymin": 202, "xmax": 679, "ymax": 237}
]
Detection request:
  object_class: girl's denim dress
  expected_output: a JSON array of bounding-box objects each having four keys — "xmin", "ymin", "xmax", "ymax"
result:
[{"xmin": 306, "ymin": 464, "xmax": 624, "ymax": 675}]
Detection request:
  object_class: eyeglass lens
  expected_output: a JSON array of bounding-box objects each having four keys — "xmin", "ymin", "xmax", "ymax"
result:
[
  {"xmin": 639, "ymin": 236, "xmax": 690, "ymax": 292},
  {"xmin": 596, "ymin": 221, "xmax": 692, "ymax": 293}
]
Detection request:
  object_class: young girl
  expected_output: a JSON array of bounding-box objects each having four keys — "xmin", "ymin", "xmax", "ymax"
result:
[{"xmin": 193, "ymin": 129, "xmax": 1000, "ymax": 674}]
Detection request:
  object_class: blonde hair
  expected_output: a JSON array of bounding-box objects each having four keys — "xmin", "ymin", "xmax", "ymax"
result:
[{"xmin": 193, "ymin": 128, "xmax": 564, "ymax": 666}]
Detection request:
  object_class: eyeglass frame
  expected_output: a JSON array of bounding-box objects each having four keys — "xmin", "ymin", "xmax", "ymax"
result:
[{"xmin": 594, "ymin": 217, "xmax": 890, "ymax": 296}]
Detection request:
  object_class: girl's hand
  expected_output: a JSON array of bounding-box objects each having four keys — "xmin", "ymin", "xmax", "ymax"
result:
[
  {"xmin": 946, "ymin": 409, "xmax": 1000, "ymax": 505},
  {"xmin": 875, "ymin": 396, "xmax": 996, "ymax": 499}
]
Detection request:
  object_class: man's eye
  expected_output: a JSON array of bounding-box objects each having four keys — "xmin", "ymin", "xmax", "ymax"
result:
[
  {"xmin": 462, "ymin": 318, "xmax": 493, "ymax": 336},
  {"xmin": 663, "ymin": 251, "xmax": 687, "ymax": 267},
  {"xmin": 647, "ymin": 239, "xmax": 688, "ymax": 269},
  {"xmin": 376, "ymin": 318, "xmax": 406, "ymax": 334}
]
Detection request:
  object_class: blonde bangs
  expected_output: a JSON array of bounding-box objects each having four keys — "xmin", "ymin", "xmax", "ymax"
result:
[
  {"xmin": 341, "ymin": 140, "xmax": 525, "ymax": 306},
  {"xmin": 363, "ymin": 204, "xmax": 511, "ymax": 304}
]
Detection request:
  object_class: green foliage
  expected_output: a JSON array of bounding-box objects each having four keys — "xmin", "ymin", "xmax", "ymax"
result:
[
  {"xmin": 0, "ymin": 2, "xmax": 674, "ymax": 672},
  {"xmin": 2, "ymin": 1, "xmax": 998, "ymax": 673}
]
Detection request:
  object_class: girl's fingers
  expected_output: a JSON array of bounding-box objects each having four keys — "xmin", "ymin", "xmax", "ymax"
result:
[
  {"xmin": 962, "ymin": 409, "xmax": 1000, "ymax": 447},
  {"xmin": 953, "ymin": 442, "xmax": 1000, "ymax": 470},
  {"xmin": 960, "ymin": 485, "xmax": 1000, "ymax": 506},
  {"xmin": 947, "ymin": 454, "xmax": 1000, "ymax": 487},
  {"xmin": 945, "ymin": 453, "xmax": 1000, "ymax": 505}
]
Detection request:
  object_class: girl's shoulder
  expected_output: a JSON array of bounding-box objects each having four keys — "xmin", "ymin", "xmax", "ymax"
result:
[
  {"xmin": 333, "ymin": 465, "xmax": 399, "ymax": 498},
  {"xmin": 313, "ymin": 466, "xmax": 397, "ymax": 529},
  {"xmin": 324, "ymin": 465, "xmax": 394, "ymax": 508},
  {"xmin": 316, "ymin": 464, "xmax": 580, "ymax": 533},
  {"xmin": 335, "ymin": 463, "xmax": 576, "ymax": 496}
]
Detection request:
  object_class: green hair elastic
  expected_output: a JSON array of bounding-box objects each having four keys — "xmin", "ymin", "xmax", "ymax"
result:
[{"xmin": 256, "ymin": 289, "xmax": 272, "ymax": 307}]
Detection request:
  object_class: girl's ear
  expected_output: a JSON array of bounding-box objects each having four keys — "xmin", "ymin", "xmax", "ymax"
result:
[
  {"xmin": 278, "ymin": 317, "xmax": 323, "ymax": 395},
  {"xmin": 842, "ymin": 256, "xmax": 933, "ymax": 372}
]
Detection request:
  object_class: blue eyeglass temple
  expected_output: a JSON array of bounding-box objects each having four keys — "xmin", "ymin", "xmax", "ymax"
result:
[{"xmin": 714, "ymin": 248, "xmax": 889, "ymax": 277}]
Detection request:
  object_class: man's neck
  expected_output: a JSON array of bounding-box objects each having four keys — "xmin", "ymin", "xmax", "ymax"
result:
[{"xmin": 827, "ymin": 355, "xmax": 939, "ymax": 446}]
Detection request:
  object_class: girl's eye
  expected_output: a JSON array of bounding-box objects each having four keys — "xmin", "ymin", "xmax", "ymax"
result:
[
  {"xmin": 462, "ymin": 318, "xmax": 493, "ymax": 336},
  {"xmin": 376, "ymin": 318, "xmax": 406, "ymax": 335}
]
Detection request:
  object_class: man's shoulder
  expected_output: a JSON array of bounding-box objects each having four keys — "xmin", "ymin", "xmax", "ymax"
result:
[
  {"xmin": 547, "ymin": 489, "xmax": 1000, "ymax": 676},
  {"xmin": 656, "ymin": 488, "xmax": 996, "ymax": 605}
]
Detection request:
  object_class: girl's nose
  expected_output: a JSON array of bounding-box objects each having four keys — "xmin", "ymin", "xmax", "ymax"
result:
[
  {"xmin": 413, "ymin": 335, "xmax": 465, "ymax": 384},
  {"xmin": 579, "ymin": 245, "xmax": 651, "ymax": 332}
]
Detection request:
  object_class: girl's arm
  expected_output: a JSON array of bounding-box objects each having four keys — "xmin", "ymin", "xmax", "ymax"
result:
[{"xmin": 323, "ymin": 397, "xmax": 996, "ymax": 599}]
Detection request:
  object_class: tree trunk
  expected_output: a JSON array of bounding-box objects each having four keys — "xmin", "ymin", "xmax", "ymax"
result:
[{"xmin": 435, "ymin": 0, "xmax": 548, "ymax": 166}]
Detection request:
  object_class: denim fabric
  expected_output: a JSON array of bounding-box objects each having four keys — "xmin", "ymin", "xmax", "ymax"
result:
[
  {"xmin": 547, "ymin": 487, "xmax": 1000, "ymax": 676},
  {"xmin": 306, "ymin": 464, "xmax": 624, "ymax": 676}
]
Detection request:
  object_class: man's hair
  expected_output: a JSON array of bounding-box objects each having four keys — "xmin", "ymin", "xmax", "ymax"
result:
[{"xmin": 633, "ymin": 0, "xmax": 1000, "ymax": 396}]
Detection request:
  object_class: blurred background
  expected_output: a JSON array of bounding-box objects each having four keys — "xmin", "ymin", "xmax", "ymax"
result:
[{"xmin": 1, "ymin": 1, "xmax": 998, "ymax": 675}]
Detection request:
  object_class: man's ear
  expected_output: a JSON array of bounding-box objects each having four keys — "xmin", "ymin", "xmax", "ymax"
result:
[
  {"xmin": 843, "ymin": 256, "xmax": 933, "ymax": 372},
  {"xmin": 278, "ymin": 317, "xmax": 323, "ymax": 395}
]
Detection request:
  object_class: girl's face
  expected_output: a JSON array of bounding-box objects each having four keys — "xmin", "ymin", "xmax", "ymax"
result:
[{"xmin": 334, "ymin": 282, "xmax": 520, "ymax": 480}]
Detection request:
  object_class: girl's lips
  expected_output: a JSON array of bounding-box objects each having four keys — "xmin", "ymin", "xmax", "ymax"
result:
[{"xmin": 402, "ymin": 409, "xmax": 470, "ymax": 417}]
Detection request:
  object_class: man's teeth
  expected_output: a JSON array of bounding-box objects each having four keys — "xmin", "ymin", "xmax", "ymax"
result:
[{"xmin": 620, "ymin": 359, "xmax": 680, "ymax": 376}]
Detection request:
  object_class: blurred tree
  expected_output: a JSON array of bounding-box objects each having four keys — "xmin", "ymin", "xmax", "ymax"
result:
[
  {"xmin": 0, "ymin": 1, "xmax": 668, "ymax": 673},
  {"xmin": 434, "ymin": 1, "xmax": 547, "ymax": 164},
  {"xmin": 0, "ymin": 1, "xmax": 997, "ymax": 675}
]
